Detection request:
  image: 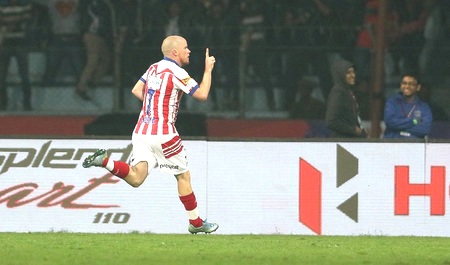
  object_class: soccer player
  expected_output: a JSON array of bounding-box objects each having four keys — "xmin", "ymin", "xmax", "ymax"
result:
[{"xmin": 82, "ymin": 35, "xmax": 218, "ymax": 234}]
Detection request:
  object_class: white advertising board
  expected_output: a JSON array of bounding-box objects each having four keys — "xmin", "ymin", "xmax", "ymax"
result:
[
  {"xmin": 0, "ymin": 139, "xmax": 449, "ymax": 236},
  {"xmin": 0, "ymin": 139, "xmax": 207, "ymax": 234}
]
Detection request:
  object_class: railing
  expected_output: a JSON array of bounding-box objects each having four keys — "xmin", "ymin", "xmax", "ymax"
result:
[{"xmin": 3, "ymin": 38, "xmax": 450, "ymax": 117}]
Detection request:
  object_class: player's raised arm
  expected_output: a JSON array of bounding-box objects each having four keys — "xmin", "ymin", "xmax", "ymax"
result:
[{"xmin": 192, "ymin": 48, "xmax": 216, "ymax": 101}]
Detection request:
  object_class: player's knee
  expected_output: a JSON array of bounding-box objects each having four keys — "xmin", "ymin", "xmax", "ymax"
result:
[
  {"xmin": 125, "ymin": 163, "xmax": 149, "ymax": 187},
  {"xmin": 128, "ymin": 179, "xmax": 144, "ymax": 188},
  {"xmin": 126, "ymin": 173, "xmax": 147, "ymax": 187},
  {"xmin": 126, "ymin": 170, "xmax": 147, "ymax": 188},
  {"xmin": 176, "ymin": 171, "xmax": 191, "ymax": 183}
]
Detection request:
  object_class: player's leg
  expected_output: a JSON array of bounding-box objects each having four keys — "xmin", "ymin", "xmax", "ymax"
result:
[
  {"xmin": 83, "ymin": 134, "xmax": 156, "ymax": 187},
  {"xmin": 176, "ymin": 171, "xmax": 218, "ymax": 234},
  {"xmin": 172, "ymin": 166, "xmax": 218, "ymax": 234},
  {"xmin": 82, "ymin": 148, "xmax": 152, "ymax": 187}
]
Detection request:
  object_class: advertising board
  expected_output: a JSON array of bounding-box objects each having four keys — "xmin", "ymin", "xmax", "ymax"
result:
[{"xmin": 0, "ymin": 139, "xmax": 448, "ymax": 236}]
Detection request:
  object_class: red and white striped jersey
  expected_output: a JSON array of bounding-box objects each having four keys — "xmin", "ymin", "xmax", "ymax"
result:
[{"xmin": 134, "ymin": 57, "xmax": 199, "ymax": 135}]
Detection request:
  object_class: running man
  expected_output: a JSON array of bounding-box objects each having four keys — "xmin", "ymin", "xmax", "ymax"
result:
[{"xmin": 82, "ymin": 35, "xmax": 218, "ymax": 234}]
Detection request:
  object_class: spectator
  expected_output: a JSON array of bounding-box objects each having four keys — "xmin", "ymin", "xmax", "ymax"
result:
[
  {"xmin": 27, "ymin": 1, "xmax": 50, "ymax": 51},
  {"xmin": 240, "ymin": 0, "xmax": 275, "ymax": 110},
  {"xmin": 204, "ymin": 0, "xmax": 240, "ymax": 110},
  {"xmin": 163, "ymin": 0, "xmax": 184, "ymax": 36},
  {"xmin": 325, "ymin": 58, "xmax": 367, "ymax": 138},
  {"xmin": 329, "ymin": 0, "xmax": 363, "ymax": 60},
  {"xmin": 128, "ymin": 0, "xmax": 162, "ymax": 76},
  {"xmin": 182, "ymin": 0, "xmax": 209, "ymax": 81},
  {"xmin": 289, "ymin": 77, "xmax": 326, "ymax": 120},
  {"xmin": 352, "ymin": 0, "xmax": 379, "ymax": 89},
  {"xmin": 112, "ymin": 0, "xmax": 138, "ymax": 108},
  {"xmin": 76, "ymin": 0, "xmax": 114, "ymax": 101},
  {"xmin": 390, "ymin": 0, "xmax": 429, "ymax": 75},
  {"xmin": 419, "ymin": 0, "xmax": 445, "ymax": 84},
  {"xmin": 41, "ymin": 0, "xmax": 84, "ymax": 87},
  {"xmin": 0, "ymin": 0, "xmax": 34, "ymax": 111},
  {"xmin": 383, "ymin": 73, "xmax": 432, "ymax": 139},
  {"xmin": 278, "ymin": 0, "xmax": 335, "ymax": 112},
  {"xmin": 352, "ymin": 0, "xmax": 396, "ymax": 119}
]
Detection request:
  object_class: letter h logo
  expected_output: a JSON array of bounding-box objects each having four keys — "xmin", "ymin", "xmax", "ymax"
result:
[{"xmin": 394, "ymin": 166, "xmax": 446, "ymax": 215}]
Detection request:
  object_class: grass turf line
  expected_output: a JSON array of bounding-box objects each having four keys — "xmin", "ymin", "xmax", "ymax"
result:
[{"xmin": 1, "ymin": 233, "xmax": 450, "ymax": 265}]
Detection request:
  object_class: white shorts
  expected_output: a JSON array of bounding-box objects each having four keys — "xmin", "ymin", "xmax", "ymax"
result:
[{"xmin": 130, "ymin": 133, "xmax": 189, "ymax": 176}]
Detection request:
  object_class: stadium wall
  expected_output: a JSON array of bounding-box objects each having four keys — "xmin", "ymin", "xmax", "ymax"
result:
[
  {"xmin": 0, "ymin": 139, "xmax": 449, "ymax": 236},
  {"xmin": 2, "ymin": 115, "xmax": 450, "ymax": 139}
]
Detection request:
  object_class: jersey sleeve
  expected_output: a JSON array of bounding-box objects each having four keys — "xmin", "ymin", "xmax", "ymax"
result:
[{"xmin": 171, "ymin": 67, "xmax": 199, "ymax": 95}]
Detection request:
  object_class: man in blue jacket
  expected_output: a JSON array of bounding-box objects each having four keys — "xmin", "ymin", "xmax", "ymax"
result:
[{"xmin": 383, "ymin": 73, "xmax": 432, "ymax": 138}]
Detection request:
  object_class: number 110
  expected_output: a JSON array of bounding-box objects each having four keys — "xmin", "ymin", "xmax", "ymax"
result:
[{"xmin": 93, "ymin": 212, "xmax": 130, "ymax": 224}]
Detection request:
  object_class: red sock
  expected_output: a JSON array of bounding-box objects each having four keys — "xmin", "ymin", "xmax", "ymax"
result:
[
  {"xmin": 101, "ymin": 157, "xmax": 109, "ymax": 167},
  {"xmin": 106, "ymin": 158, "xmax": 130, "ymax": 179},
  {"xmin": 179, "ymin": 192, "xmax": 202, "ymax": 227}
]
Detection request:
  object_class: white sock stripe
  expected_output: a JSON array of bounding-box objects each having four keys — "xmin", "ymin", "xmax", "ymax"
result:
[
  {"xmin": 105, "ymin": 159, "xmax": 114, "ymax": 171},
  {"xmin": 186, "ymin": 208, "xmax": 199, "ymax": 220}
]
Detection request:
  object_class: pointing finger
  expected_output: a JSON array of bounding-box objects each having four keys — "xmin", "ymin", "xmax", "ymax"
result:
[{"xmin": 206, "ymin": 48, "xmax": 209, "ymax": 57}]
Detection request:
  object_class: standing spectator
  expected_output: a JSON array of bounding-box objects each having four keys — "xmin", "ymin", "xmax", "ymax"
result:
[
  {"xmin": 240, "ymin": 0, "xmax": 275, "ymax": 110},
  {"xmin": 82, "ymin": 35, "xmax": 219, "ymax": 234},
  {"xmin": 352, "ymin": 0, "xmax": 379, "ymax": 90},
  {"xmin": 329, "ymin": 0, "xmax": 363, "ymax": 60},
  {"xmin": 162, "ymin": 0, "xmax": 183, "ymax": 36},
  {"xmin": 41, "ymin": 0, "xmax": 84, "ymax": 87},
  {"xmin": 127, "ymin": 0, "xmax": 161, "ymax": 75},
  {"xmin": 112, "ymin": 0, "xmax": 138, "ymax": 108},
  {"xmin": 204, "ymin": 0, "xmax": 239, "ymax": 110},
  {"xmin": 278, "ymin": 0, "xmax": 335, "ymax": 112},
  {"xmin": 27, "ymin": 1, "xmax": 50, "ymax": 51},
  {"xmin": 352, "ymin": 0, "xmax": 379, "ymax": 120},
  {"xmin": 390, "ymin": 0, "xmax": 429, "ymax": 75},
  {"xmin": 352, "ymin": 0, "xmax": 397, "ymax": 119},
  {"xmin": 419, "ymin": 0, "xmax": 445, "ymax": 84},
  {"xmin": 0, "ymin": 0, "xmax": 33, "ymax": 111},
  {"xmin": 76, "ymin": 0, "xmax": 114, "ymax": 101},
  {"xmin": 383, "ymin": 73, "xmax": 432, "ymax": 139},
  {"xmin": 182, "ymin": 0, "xmax": 209, "ymax": 82},
  {"xmin": 325, "ymin": 59, "xmax": 367, "ymax": 138}
]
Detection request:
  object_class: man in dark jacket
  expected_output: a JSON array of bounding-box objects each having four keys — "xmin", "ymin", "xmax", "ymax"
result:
[{"xmin": 325, "ymin": 59, "xmax": 367, "ymax": 138}]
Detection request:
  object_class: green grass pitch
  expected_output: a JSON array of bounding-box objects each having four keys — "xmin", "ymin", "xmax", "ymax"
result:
[{"xmin": 1, "ymin": 233, "xmax": 450, "ymax": 265}]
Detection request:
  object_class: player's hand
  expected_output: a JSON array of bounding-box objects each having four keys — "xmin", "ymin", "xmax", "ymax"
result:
[{"xmin": 205, "ymin": 48, "xmax": 215, "ymax": 72}]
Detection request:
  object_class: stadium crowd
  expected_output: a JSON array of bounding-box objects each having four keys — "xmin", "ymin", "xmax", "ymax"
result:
[{"xmin": 1, "ymin": 0, "xmax": 450, "ymax": 116}]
